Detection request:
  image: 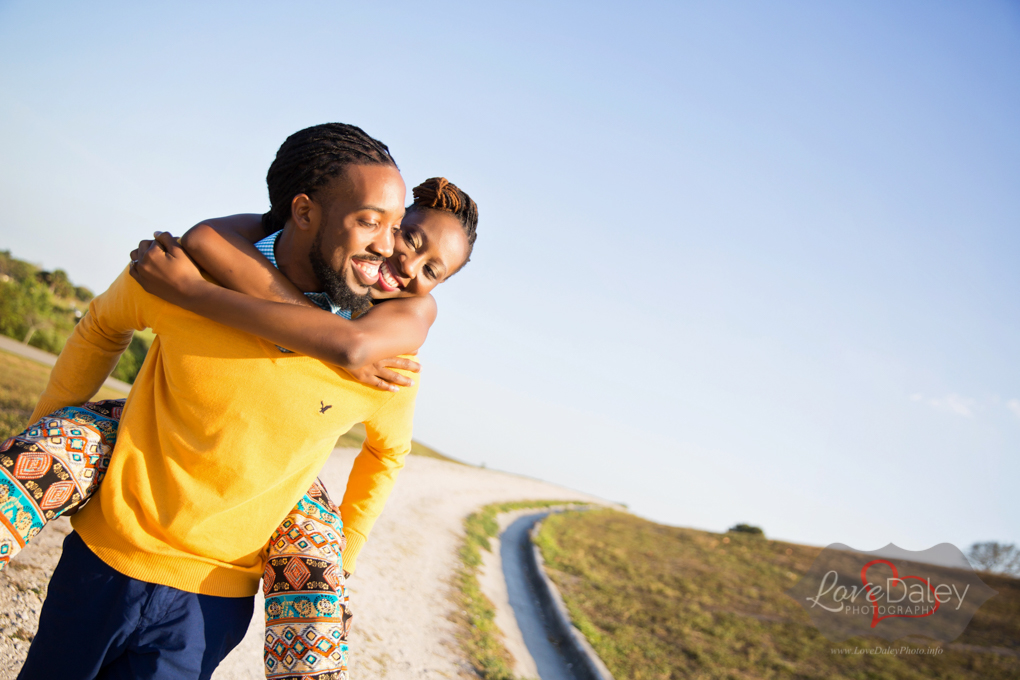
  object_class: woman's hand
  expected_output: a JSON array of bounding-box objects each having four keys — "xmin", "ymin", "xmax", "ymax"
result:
[
  {"xmin": 130, "ymin": 232, "xmax": 210, "ymax": 306},
  {"xmin": 344, "ymin": 356, "xmax": 420, "ymax": 392}
]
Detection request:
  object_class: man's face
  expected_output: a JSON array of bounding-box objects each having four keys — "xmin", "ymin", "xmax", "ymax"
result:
[{"xmin": 309, "ymin": 164, "xmax": 406, "ymax": 311}]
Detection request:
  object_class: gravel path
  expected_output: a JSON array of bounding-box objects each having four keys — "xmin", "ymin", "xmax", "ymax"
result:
[{"xmin": 0, "ymin": 447, "xmax": 611, "ymax": 678}]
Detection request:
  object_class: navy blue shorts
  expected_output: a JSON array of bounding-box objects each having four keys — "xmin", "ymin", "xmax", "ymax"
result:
[{"xmin": 18, "ymin": 531, "xmax": 254, "ymax": 680}]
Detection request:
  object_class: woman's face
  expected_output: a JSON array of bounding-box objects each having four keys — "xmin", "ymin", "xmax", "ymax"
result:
[{"xmin": 369, "ymin": 208, "xmax": 471, "ymax": 299}]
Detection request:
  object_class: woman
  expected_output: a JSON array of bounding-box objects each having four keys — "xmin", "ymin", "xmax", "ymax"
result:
[{"xmin": 0, "ymin": 177, "xmax": 477, "ymax": 680}]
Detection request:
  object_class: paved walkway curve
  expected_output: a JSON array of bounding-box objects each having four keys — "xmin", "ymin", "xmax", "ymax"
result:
[{"xmin": 500, "ymin": 511, "xmax": 615, "ymax": 680}]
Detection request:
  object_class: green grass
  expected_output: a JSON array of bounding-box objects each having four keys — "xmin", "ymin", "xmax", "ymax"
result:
[
  {"xmin": 0, "ymin": 350, "xmax": 126, "ymax": 440},
  {"xmin": 535, "ymin": 509, "xmax": 1020, "ymax": 680},
  {"xmin": 454, "ymin": 501, "xmax": 586, "ymax": 680}
]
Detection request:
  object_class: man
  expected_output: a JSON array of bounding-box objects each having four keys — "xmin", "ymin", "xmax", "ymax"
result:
[{"xmin": 19, "ymin": 124, "xmax": 418, "ymax": 679}]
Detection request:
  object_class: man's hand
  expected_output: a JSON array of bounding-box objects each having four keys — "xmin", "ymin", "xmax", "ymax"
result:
[
  {"xmin": 130, "ymin": 232, "xmax": 209, "ymax": 306},
  {"xmin": 344, "ymin": 356, "xmax": 420, "ymax": 392}
]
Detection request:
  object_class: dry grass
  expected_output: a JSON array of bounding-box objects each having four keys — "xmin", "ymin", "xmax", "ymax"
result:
[
  {"xmin": 0, "ymin": 350, "xmax": 125, "ymax": 440},
  {"xmin": 536, "ymin": 509, "xmax": 1020, "ymax": 680}
]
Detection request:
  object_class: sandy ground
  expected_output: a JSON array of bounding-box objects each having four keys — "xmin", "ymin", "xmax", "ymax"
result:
[{"xmin": 1, "ymin": 447, "xmax": 608, "ymax": 679}]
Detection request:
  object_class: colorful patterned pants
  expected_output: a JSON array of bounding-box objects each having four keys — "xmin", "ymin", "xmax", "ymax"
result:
[{"xmin": 0, "ymin": 399, "xmax": 352, "ymax": 680}]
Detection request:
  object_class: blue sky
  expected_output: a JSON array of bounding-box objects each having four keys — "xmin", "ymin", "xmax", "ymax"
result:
[{"xmin": 1, "ymin": 1, "xmax": 1017, "ymax": 553}]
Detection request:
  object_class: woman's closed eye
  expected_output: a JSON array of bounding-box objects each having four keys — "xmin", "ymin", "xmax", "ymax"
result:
[{"xmin": 402, "ymin": 228, "xmax": 423, "ymax": 251}]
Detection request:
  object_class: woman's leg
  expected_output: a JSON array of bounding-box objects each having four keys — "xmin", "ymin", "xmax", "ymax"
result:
[
  {"xmin": 0, "ymin": 399, "xmax": 123, "ymax": 570},
  {"xmin": 263, "ymin": 479, "xmax": 351, "ymax": 680}
]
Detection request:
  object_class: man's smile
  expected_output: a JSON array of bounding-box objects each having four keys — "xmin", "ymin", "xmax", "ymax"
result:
[{"xmin": 351, "ymin": 258, "xmax": 381, "ymax": 285}]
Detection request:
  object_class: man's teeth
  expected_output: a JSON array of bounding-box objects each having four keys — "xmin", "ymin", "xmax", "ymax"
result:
[{"xmin": 356, "ymin": 261, "xmax": 380, "ymax": 278}]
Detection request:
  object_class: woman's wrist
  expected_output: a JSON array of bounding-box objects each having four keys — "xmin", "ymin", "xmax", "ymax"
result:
[{"xmin": 171, "ymin": 277, "xmax": 223, "ymax": 312}]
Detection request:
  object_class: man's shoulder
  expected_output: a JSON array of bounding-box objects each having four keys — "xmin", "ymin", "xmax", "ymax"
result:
[{"xmin": 88, "ymin": 266, "xmax": 168, "ymax": 321}]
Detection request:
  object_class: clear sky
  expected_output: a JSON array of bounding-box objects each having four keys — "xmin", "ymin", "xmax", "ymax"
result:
[{"xmin": 1, "ymin": 1, "xmax": 1017, "ymax": 553}]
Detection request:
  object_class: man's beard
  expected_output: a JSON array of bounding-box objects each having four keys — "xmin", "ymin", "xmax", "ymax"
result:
[{"xmin": 309, "ymin": 229, "xmax": 374, "ymax": 314}]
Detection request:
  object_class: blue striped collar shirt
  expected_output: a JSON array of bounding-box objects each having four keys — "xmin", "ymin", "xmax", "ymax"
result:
[{"xmin": 253, "ymin": 230, "xmax": 352, "ymax": 320}]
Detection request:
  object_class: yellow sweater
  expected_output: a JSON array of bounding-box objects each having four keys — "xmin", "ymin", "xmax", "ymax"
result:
[{"xmin": 31, "ymin": 268, "xmax": 418, "ymax": 597}]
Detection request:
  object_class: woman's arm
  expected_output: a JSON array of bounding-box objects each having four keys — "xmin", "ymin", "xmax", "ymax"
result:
[
  {"xmin": 130, "ymin": 233, "xmax": 435, "ymax": 375},
  {"xmin": 180, "ymin": 215, "xmax": 313, "ymax": 307}
]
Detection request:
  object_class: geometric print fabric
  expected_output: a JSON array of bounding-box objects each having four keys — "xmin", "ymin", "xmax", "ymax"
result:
[
  {"xmin": 0, "ymin": 400, "xmax": 120, "ymax": 570},
  {"xmin": 264, "ymin": 479, "xmax": 350, "ymax": 680}
]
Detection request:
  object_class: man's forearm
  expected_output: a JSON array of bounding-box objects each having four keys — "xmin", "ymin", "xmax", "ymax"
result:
[
  {"xmin": 31, "ymin": 316, "xmax": 133, "ymax": 422},
  {"xmin": 339, "ymin": 441, "xmax": 410, "ymax": 573},
  {"xmin": 337, "ymin": 373, "xmax": 419, "ymax": 574}
]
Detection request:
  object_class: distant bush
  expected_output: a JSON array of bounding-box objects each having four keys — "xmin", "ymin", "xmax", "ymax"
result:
[
  {"xmin": 0, "ymin": 258, "xmax": 80, "ymax": 354},
  {"xmin": 0, "ymin": 249, "xmax": 148, "ymax": 383},
  {"xmin": 110, "ymin": 333, "xmax": 153, "ymax": 384},
  {"xmin": 74, "ymin": 285, "xmax": 94, "ymax": 302},
  {"xmin": 35, "ymin": 269, "xmax": 76, "ymax": 300},
  {"xmin": 968, "ymin": 541, "xmax": 1020, "ymax": 575},
  {"xmin": 728, "ymin": 523, "xmax": 765, "ymax": 536}
]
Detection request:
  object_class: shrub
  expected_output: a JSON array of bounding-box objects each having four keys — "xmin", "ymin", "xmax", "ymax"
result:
[
  {"xmin": 968, "ymin": 542, "xmax": 1020, "ymax": 575},
  {"xmin": 728, "ymin": 523, "xmax": 764, "ymax": 536}
]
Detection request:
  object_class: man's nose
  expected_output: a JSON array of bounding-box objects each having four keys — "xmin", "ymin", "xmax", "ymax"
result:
[{"xmin": 369, "ymin": 223, "xmax": 395, "ymax": 258}]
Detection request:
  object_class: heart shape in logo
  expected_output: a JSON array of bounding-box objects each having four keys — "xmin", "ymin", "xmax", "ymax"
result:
[{"xmin": 861, "ymin": 559, "xmax": 940, "ymax": 628}]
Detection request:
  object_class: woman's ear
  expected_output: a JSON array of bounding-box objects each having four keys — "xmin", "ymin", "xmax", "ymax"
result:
[{"xmin": 289, "ymin": 193, "xmax": 321, "ymax": 232}]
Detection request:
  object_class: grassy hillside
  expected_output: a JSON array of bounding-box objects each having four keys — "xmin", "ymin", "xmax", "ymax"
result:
[
  {"xmin": 0, "ymin": 351, "xmax": 126, "ymax": 440},
  {"xmin": 536, "ymin": 509, "xmax": 1020, "ymax": 680},
  {"xmin": 0, "ymin": 250, "xmax": 151, "ymax": 383}
]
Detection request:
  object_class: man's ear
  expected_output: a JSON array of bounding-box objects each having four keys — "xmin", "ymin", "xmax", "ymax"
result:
[{"xmin": 289, "ymin": 193, "xmax": 321, "ymax": 233}]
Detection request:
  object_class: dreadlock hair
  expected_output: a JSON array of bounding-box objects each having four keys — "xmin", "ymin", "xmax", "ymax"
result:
[
  {"xmin": 407, "ymin": 177, "xmax": 479, "ymax": 271},
  {"xmin": 262, "ymin": 123, "xmax": 397, "ymax": 234}
]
